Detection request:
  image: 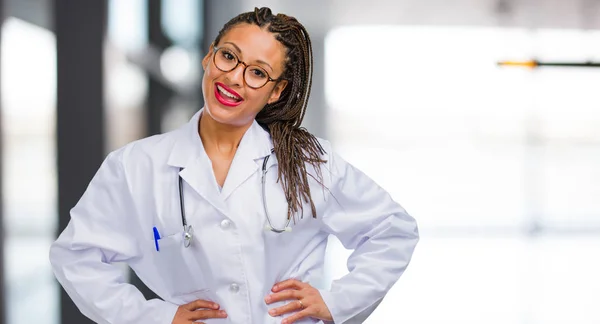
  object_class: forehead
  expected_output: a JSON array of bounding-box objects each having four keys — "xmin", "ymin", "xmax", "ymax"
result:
[{"xmin": 218, "ymin": 23, "xmax": 287, "ymax": 69}]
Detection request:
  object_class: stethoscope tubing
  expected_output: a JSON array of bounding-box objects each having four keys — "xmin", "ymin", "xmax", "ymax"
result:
[{"xmin": 178, "ymin": 150, "xmax": 292, "ymax": 247}]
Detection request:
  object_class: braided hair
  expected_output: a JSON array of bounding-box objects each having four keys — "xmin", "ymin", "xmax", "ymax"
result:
[{"xmin": 213, "ymin": 7, "xmax": 326, "ymax": 221}]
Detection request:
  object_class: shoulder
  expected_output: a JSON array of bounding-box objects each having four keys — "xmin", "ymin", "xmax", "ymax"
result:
[
  {"xmin": 313, "ymin": 137, "xmax": 348, "ymax": 180},
  {"xmin": 315, "ymin": 137, "xmax": 333, "ymax": 167},
  {"xmin": 106, "ymin": 127, "xmax": 182, "ymax": 170},
  {"xmin": 315, "ymin": 137, "xmax": 332, "ymax": 156}
]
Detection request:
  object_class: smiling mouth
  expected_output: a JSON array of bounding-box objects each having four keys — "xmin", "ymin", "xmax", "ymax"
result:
[{"xmin": 215, "ymin": 83, "xmax": 243, "ymax": 107}]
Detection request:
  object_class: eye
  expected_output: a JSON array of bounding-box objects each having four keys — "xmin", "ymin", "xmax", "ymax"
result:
[
  {"xmin": 249, "ymin": 67, "xmax": 267, "ymax": 78},
  {"xmin": 220, "ymin": 49, "xmax": 236, "ymax": 61}
]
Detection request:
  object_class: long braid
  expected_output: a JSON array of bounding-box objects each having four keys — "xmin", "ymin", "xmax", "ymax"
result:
[{"xmin": 213, "ymin": 7, "xmax": 326, "ymax": 221}]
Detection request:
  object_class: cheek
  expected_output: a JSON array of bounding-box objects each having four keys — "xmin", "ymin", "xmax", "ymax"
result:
[
  {"xmin": 201, "ymin": 67, "xmax": 221, "ymax": 98},
  {"xmin": 203, "ymin": 64, "xmax": 219, "ymax": 82},
  {"xmin": 201, "ymin": 73, "xmax": 212, "ymax": 103},
  {"xmin": 249, "ymin": 88, "xmax": 270, "ymax": 102},
  {"xmin": 248, "ymin": 90, "xmax": 275, "ymax": 112}
]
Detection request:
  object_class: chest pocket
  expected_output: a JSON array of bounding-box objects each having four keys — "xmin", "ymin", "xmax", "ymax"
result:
[{"xmin": 150, "ymin": 231, "xmax": 209, "ymax": 297}]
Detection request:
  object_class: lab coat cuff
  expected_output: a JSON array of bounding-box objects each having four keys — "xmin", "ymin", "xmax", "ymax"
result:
[
  {"xmin": 318, "ymin": 289, "xmax": 345, "ymax": 324},
  {"xmin": 157, "ymin": 299, "xmax": 179, "ymax": 324}
]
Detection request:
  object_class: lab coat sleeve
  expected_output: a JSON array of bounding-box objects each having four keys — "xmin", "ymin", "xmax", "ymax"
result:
[
  {"xmin": 49, "ymin": 149, "xmax": 178, "ymax": 324},
  {"xmin": 318, "ymin": 151, "xmax": 419, "ymax": 324}
]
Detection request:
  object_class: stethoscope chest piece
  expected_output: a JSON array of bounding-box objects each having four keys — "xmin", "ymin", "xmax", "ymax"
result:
[{"xmin": 183, "ymin": 224, "xmax": 194, "ymax": 248}]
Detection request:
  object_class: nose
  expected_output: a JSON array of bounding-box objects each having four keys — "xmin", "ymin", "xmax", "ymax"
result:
[{"xmin": 226, "ymin": 63, "xmax": 245, "ymax": 87}]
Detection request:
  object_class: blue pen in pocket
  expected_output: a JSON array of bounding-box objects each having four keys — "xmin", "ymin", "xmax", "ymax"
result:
[{"xmin": 153, "ymin": 227, "xmax": 161, "ymax": 251}]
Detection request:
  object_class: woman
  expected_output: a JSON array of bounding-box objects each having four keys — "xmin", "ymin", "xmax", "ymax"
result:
[{"xmin": 50, "ymin": 7, "xmax": 418, "ymax": 324}]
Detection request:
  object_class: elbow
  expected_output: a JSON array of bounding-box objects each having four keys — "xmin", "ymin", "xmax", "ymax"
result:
[
  {"xmin": 49, "ymin": 239, "xmax": 69, "ymax": 281},
  {"xmin": 49, "ymin": 240, "xmax": 61, "ymax": 270},
  {"xmin": 399, "ymin": 210, "xmax": 420, "ymax": 254},
  {"xmin": 397, "ymin": 207, "xmax": 419, "ymax": 242},
  {"xmin": 383, "ymin": 211, "xmax": 420, "ymax": 266}
]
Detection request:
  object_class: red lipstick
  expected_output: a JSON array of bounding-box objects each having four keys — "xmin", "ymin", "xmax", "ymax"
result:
[{"xmin": 214, "ymin": 82, "xmax": 243, "ymax": 107}]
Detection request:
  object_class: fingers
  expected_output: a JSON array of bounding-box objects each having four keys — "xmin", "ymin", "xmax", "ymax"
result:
[
  {"xmin": 184, "ymin": 299, "xmax": 220, "ymax": 311},
  {"xmin": 173, "ymin": 299, "xmax": 227, "ymax": 324},
  {"xmin": 272, "ymin": 278, "xmax": 306, "ymax": 292},
  {"xmin": 281, "ymin": 308, "xmax": 312, "ymax": 324},
  {"xmin": 265, "ymin": 289, "xmax": 302, "ymax": 304},
  {"xmin": 265, "ymin": 280, "xmax": 333, "ymax": 323},
  {"xmin": 189, "ymin": 309, "xmax": 228, "ymax": 321},
  {"xmin": 268, "ymin": 299, "xmax": 304, "ymax": 317}
]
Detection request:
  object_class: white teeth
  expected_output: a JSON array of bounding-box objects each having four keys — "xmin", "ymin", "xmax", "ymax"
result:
[{"xmin": 217, "ymin": 85, "xmax": 241, "ymax": 100}]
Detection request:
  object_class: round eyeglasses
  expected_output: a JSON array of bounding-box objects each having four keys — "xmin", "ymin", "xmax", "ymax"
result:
[{"xmin": 212, "ymin": 46, "xmax": 283, "ymax": 89}]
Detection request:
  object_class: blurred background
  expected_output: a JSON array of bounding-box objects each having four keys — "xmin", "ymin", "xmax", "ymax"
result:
[{"xmin": 1, "ymin": 0, "xmax": 599, "ymax": 323}]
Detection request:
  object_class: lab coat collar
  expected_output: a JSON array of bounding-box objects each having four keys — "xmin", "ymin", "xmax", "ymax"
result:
[
  {"xmin": 167, "ymin": 109, "xmax": 276, "ymax": 204},
  {"xmin": 166, "ymin": 109, "xmax": 274, "ymax": 168},
  {"xmin": 166, "ymin": 110, "xmax": 204, "ymax": 169}
]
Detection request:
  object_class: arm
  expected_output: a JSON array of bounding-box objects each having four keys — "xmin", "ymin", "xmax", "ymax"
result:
[
  {"xmin": 319, "ymin": 151, "xmax": 419, "ymax": 324},
  {"xmin": 49, "ymin": 149, "xmax": 178, "ymax": 324}
]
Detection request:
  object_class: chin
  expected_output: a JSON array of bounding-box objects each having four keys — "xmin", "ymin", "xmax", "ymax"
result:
[{"xmin": 203, "ymin": 102, "xmax": 255, "ymax": 128}]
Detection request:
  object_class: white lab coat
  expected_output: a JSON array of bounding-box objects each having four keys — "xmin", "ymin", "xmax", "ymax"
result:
[{"xmin": 49, "ymin": 110, "xmax": 419, "ymax": 324}]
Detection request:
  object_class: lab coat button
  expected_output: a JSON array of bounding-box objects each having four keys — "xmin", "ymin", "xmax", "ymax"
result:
[
  {"xmin": 220, "ymin": 219, "xmax": 232, "ymax": 229},
  {"xmin": 229, "ymin": 283, "xmax": 240, "ymax": 293}
]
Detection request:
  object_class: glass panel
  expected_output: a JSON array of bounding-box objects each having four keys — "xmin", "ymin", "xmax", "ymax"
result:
[
  {"xmin": 105, "ymin": 0, "xmax": 149, "ymax": 151},
  {"xmin": 1, "ymin": 17, "xmax": 58, "ymax": 324},
  {"xmin": 6, "ymin": 238, "xmax": 58, "ymax": 324},
  {"xmin": 325, "ymin": 26, "xmax": 534, "ymax": 130},
  {"xmin": 529, "ymin": 236, "xmax": 600, "ymax": 324},
  {"xmin": 107, "ymin": 0, "xmax": 147, "ymax": 53},
  {"xmin": 364, "ymin": 237, "xmax": 524, "ymax": 324},
  {"xmin": 354, "ymin": 237, "xmax": 600, "ymax": 324},
  {"xmin": 335, "ymin": 142, "xmax": 527, "ymax": 229},
  {"xmin": 325, "ymin": 25, "xmax": 600, "ymax": 324},
  {"xmin": 532, "ymin": 68, "xmax": 600, "ymax": 141},
  {"xmin": 541, "ymin": 146, "xmax": 600, "ymax": 226},
  {"xmin": 162, "ymin": 0, "xmax": 202, "ymax": 46}
]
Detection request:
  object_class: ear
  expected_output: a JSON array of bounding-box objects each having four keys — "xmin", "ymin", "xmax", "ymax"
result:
[
  {"xmin": 202, "ymin": 43, "xmax": 215, "ymax": 70},
  {"xmin": 267, "ymin": 80, "xmax": 288, "ymax": 104}
]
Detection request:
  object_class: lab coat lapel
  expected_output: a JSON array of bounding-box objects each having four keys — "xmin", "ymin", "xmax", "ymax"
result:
[
  {"xmin": 166, "ymin": 111, "xmax": 229, "ymax": 216},
  {"xmin": 220, "ymin": 121, "xmax": 273, "ymax": 201},
  {"xmin": 178, "ymin": 157, "xmax": 228, "ymax": 215}
]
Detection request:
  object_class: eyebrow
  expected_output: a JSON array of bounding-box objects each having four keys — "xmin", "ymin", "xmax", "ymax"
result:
[{"xmin": 223, "ymin": 41, "xmax": 274, "ymax": 72}]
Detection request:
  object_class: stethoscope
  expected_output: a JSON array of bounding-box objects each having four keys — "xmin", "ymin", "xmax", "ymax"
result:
[{"xmin": 178, "ymin": 150, "xmax": 292, "ymax": 248}]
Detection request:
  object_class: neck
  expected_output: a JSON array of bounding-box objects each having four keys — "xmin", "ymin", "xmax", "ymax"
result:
[{"xmin": 198, "ymin": 109, "xmax": 251, "ymax": 156}]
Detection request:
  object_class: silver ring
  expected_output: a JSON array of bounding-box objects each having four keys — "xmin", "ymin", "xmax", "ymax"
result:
[{"xmin": 298, "ymin": 300, "xmax": 304, "ymax": 309}]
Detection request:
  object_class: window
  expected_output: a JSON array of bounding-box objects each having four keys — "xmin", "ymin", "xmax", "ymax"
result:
[
  {"xmin": 1, "ymin": 17, "xmax": 58, "ymax": 324},
  {"xmin": 325, "ymin": 26, "xmax": 600, "ymax": 324}
]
